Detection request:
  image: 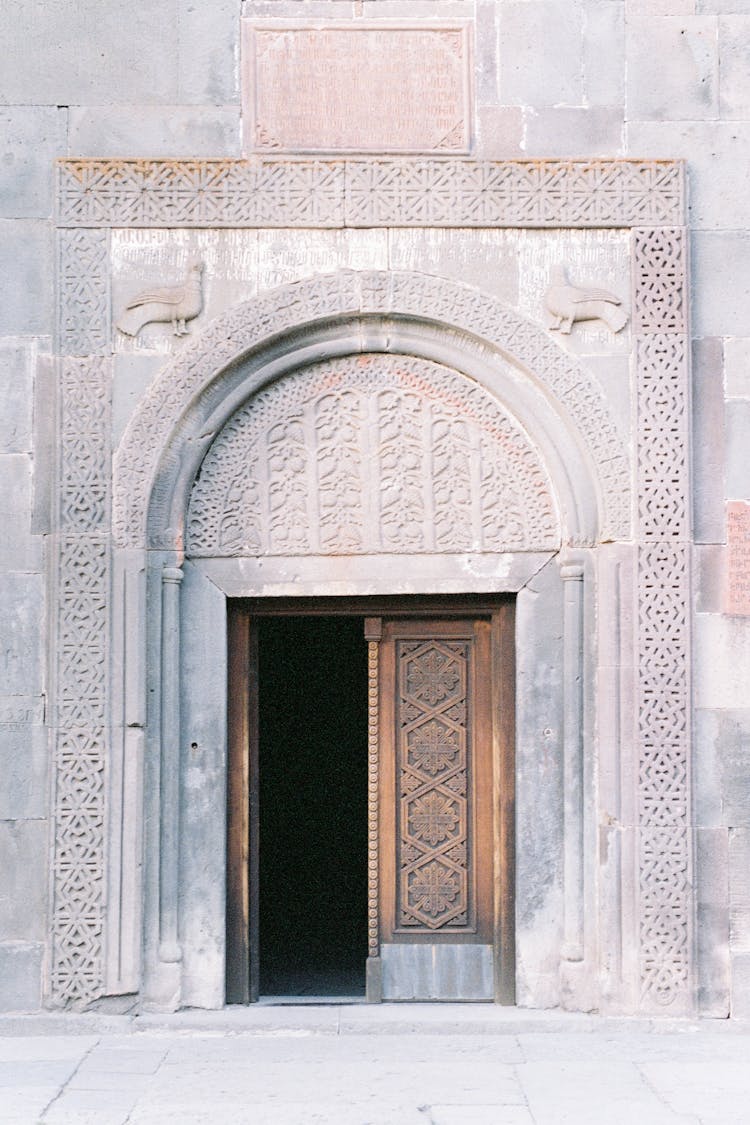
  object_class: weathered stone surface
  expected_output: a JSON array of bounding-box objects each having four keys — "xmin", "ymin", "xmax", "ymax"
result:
[
  {"xmin": 702, "ymin": 0, "xmax": 750, "ymax": 10},
  {"xmin": 719, "ymin": 16, "xmax": 750, "ymax": 119},
  {"xmin": 514, "ymin": 560, "xmax": 565, "ymax": 1009},
  {"xmin": 0, "ymin": 221, "xmax": 53, "ymax": 335},
  {"xmin": 691, "ymin": 233, "xmax": 750, "ymax": 337},
  {"xmin": 732, "ymin": 952, "xmax": 750, "ymax": 1018},
  {"xmin": 0, "ymin": 573, "xmax": 43, "ymax": 696},
  {"xmin": 476, "ymin": 107, "xmax": 524, "ymax": 159},
  {"xmin": 30, "ymin": 352, "xmax": 55, "ymax": 537},
  {"xmin": 583, "ymin": 2, "xmax": 625, "ymax": 106},
  {"xmin": 626, "ymin": 121, "xmax": 750, "ymax": 232},
  {"xmin": 694, "ymin": 615, "xmax": 750, "ymax": 710},
  {"xmin": 694, "ymin": 544, "xmax": 727, "ymax": 614},
  {"xmin": 244, "ymin": 0, "xmax": 360, "ymax": 15},
  {"xmin": 725, "ymin": 401, "xmax": 750, "ymax": 500},
  {"xmin": 68, "ymin": 105, "xmax": 241, "ymax": 159},
  {"xmin": 694, "ymin": 828, "xmax": 730, "ymax": 1016},
  {"xmin": 693, "ymin": 708, "xmax": 750, "ymax": 828},
  {"xmin": 499, "ymin": 2, "xmax": 583, "ymax": 107},
  {"xmin": 0, "ymin": 456, "xmax": 42, "ymax": 570},
  {"xmin": 692, "ymin": 336, "xmax": 726, "ymax": 544},
  {"xmin": 112, "ymin": 356, "xmax": 164, "ymax": 447},
  {"xmin": 523, "ymin": 108, "xmax": 624, "ymax": 159},
  {"xmin": 0, "ymin": 705, "xmax": 47, "ymax": 821},
  {"xmin": 0, "ymin": 2, "xmax": 179, "ymax": 105},
  {"xmin": 243, "ymin": 22, "xmax": 471, "ymax": 154},
  {"xmin": 176, "ymin": 564, "xmax": 228, "ymax": 1011},
  {"xmin": 729, "ymin": 828, "xmax": 750, "ymax": 951},
  {"xmin": 0, "ymin": 342, "xmax": 33, "ymax": 453},
  {"xmin": 362, "ymin": 1, "xmax": 474, "ymax": 14},
  {"xmin": 475, "ymin": 0, "xmax": 500, "ymax": 106},
  {"xmin": 724, "ymin": 338, "xmax": 750, "ymax": 398},
  {"xmin": 388, "ymin": 228, "xmax": 519, "ymax": 306},
  {"xmin": 584, "ymin": 356, "xmax": 630, "ymax": 441},
  {"xmin": 178, "ymin": 0, "xmax": 240, "ymax": 105},
  {"xmin": 628, "ymin": 0, "xmax": 695, "ymax": 13},
  {"xmin": 626, "ymin": 16, "xmax": 718, "ymax": 121},
  {"xmin": 256, "ymin": 228, "xmax": 388, "ymax": 295},
  {"xmin": 0, "ymin": 821, "xmax": 47, "ymax": 941},
  {"xmin": 0, "ymin": 107, "xmax": 67, "ymax": 219},
  {"xmin": 0, "ymin": 942, "xmax": 43, "ymax": 1011}
]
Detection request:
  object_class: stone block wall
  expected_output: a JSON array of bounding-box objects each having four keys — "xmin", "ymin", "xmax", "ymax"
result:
[{"xmin": 1, "ymin": 0, "xmax": 749, "ymax": 1014}]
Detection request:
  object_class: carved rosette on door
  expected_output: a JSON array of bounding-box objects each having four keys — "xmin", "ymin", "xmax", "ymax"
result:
[{"xmin": 373, "ymin": 618, "xmax": 501, "ymax": 1002}]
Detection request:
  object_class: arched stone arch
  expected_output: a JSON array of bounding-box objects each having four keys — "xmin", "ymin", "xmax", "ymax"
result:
[{"xmin": 113, "ymin": 270, "xmax": 630, "ymax": 552}]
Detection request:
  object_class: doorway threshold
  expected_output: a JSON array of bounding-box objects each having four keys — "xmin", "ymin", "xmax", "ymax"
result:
[{"xmin": 257, "ymin": 995, "xmax": 368, "ymax": 1006}]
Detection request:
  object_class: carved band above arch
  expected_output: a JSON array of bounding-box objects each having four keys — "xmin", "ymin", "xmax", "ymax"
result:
[{"xmin": 113, "ymin": 270, "xmax": 630, "ymax": 550}]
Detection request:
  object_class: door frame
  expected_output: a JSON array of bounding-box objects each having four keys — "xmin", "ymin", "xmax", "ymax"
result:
[{"xmin": 225, "ymin": 594, "xmax": 515, "ymax": 1004}]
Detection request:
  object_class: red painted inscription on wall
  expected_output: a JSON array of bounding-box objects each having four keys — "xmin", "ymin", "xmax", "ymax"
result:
[
  {"xmin": 243, "ymin": 23, "xmax": 471, "ymax": 154},
  {"xmin": 727, "ymin": 501, "xmax": 750, "ymax": 615}
]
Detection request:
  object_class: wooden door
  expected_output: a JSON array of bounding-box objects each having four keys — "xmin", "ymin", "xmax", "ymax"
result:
[{"xmin": 367, "ymin": 613, "xmax": 514, "ymax": 1002}]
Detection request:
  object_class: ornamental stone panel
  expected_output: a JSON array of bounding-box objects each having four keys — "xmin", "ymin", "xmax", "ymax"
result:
[{"xmin": 51, "ymin": 157, "xmax": 693, "ymax": 1017}]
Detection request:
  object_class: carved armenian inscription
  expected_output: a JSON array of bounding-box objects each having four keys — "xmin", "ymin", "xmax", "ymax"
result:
[
  {"xmin": 244, "ymin": 23, "xmax": 471, "ymax": 153},
  {"xmin": 727, "ymin": 501, "xmax": 750, "ymax": 615}
]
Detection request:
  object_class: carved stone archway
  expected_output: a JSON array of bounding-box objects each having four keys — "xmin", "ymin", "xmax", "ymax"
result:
[{"xmin": 52, "ymin": 158, "xmax": 692, "ymax": 1017}]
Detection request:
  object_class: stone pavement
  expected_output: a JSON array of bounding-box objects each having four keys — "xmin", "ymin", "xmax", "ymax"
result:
[{"xmin": 1, "ymin": 1005, "xmax": 749, "ymax": 1125}]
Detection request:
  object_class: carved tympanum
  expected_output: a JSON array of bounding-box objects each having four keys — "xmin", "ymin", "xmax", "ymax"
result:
[{"xmin": 186, "ymin": 354, "xmax": 559, "ymax": 556}]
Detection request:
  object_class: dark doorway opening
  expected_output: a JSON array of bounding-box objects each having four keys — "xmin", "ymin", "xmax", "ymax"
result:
[{"xmin": 257, "ymin": 615, "xmax": 369, "ymax": 997}]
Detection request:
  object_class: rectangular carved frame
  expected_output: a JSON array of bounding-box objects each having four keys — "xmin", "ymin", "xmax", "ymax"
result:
[{"xmin": 52, "ymin": 158, "xmax": 691, "ymax": 1013}]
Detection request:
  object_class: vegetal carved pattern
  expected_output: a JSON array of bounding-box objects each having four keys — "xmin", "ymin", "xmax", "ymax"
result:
[
  {"xmin": 633, "ymin": 227, "xmax": 692, "ymax": 1011},
  {"xmin": 115, "ymin": 271, "xmax": 628, "ymax": 548},
  {"xmin": 398, "ymin": 640, "xmax": 471, "ymax": 931},
  {"xmin": 187, "ymin": 354, "xmax": 558, "ymax": 557},
  {"xmin": 57, "ymin": 159, "xmax": 683, "ymax": 228},
  {"xmin": 51, "ymin": 356, "xmax": 111, "ymax": 1005},
  {"xmin": 58, "ymin": 229, "xmax": 109, "ymax": 355}
]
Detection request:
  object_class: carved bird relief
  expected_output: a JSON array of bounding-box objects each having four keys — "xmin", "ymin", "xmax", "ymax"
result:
[
  {"xmin": 544, "ymin": 265, "xmax": 628, "ymax": 335},
  {"xmin": 117, "ymin": 260, "xmax": 204, "ymax": 338}
]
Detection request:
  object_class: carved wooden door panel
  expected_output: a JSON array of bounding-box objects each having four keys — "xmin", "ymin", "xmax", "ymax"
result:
[{"xmin": 367, "ymin": 616, "xmax": 512, "ymax": 1002}]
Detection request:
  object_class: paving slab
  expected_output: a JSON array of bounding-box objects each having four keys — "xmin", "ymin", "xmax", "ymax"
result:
[{"xmin": 2, "ymin": 1008, "xmax": 750, "ymax": 1125}]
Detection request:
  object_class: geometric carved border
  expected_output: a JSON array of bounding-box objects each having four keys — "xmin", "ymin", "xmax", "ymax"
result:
[
  {"xmin": 50, "ymin": 357, "xmax": 111, "ymax": 1005},
  {"xmin": 632, "ymin": 227, "xmax": 692, "ymax": 1011},
  {"xmin": 56, "ymin": 158, "xmax": 684, "ymax": 229},
  {"xmin": 53, "ymin": 158, "xmax": 690, "ymax": 1012}
]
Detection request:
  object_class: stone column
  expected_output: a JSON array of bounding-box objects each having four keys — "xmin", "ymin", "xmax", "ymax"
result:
[
  {"xmin": 159, "ymin": 566, "xmax": 183, "ymax": 968},
  {"xmin": 560, "ymin": 561, "xmax": 585, "ymax": 968}
]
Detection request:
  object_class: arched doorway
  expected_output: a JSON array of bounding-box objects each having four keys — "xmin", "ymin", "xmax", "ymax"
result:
[{"xmin": 109, "ymin": 271, "xmax": 623, "ymax": 1012}]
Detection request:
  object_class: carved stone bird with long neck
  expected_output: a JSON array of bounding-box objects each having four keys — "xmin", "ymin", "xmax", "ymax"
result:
[
  {"xmin": 544, "ymin": 265, "xmax": 628, "ymax": 335},
  {"xmin": 117, "ymin": 260, "xmax": 204, "ymax": 338}
]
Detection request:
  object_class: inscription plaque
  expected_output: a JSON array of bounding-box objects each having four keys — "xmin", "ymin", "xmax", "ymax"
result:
[
  {"xmin": 727, "ymin": 501, "xmax": 750, "ymax": 615},
  {"xmin": 243, "ymin": 22, "xmax": 471, "ymax": 154}
]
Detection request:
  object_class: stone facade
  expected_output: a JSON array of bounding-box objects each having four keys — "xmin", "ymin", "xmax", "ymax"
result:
[{"xmin": 1, "ymin": 1, "xmax": 748, "ymax": 1019}]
